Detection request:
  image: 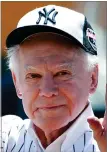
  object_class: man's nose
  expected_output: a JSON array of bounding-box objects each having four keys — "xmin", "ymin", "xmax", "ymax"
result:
[{"xmin": 39, "ymin": 73, "xmax": 58, "ymax": 97}]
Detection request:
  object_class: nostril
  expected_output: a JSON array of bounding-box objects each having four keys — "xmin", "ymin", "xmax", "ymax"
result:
[
  {"xmin": 54, "ymin": 91, "xmax": 58, "ymax": 96},
  {"xmin": 39, "ymin": 87, "xmax": 58, "ymax": 97},
  {"xmin": 39, "ymin": 91, "xmax": 58, "ymax": 97}
]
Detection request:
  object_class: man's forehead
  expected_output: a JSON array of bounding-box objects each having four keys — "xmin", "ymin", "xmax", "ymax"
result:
[
  {"xmin": 19, "ymin": 33, "xmax": 82, "ymax": 61},
  {"xmin": 18, "ymin": 36, "xmax": 80, "ymax": 65},
  {"xmin": 23, "ymin": 54, "xmax": 73, "ymax": 67},
  {"xmin": 18, "ymin": 32, "xmax": 84, "ymax": 69}
]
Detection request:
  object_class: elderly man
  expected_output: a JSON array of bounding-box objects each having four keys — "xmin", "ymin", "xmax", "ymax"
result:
[{"xmin": 1, "ymin": 5, "xmax": 106, "ymax": 152}]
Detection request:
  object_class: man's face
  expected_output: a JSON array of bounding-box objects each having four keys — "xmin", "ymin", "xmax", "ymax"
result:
[{"xmin": 13, "ymin": 33, "xmax": 97, "ymax": 133}]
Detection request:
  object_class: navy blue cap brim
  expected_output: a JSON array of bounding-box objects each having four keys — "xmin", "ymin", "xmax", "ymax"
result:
[{"xmin": 6, "ymin": 25, "xmax": 97, "ymax": 55}]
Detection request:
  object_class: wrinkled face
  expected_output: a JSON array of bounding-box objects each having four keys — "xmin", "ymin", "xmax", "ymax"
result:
[{"xmin": 13, "ymin": 33, "xmax": 98, "ymax": 133}]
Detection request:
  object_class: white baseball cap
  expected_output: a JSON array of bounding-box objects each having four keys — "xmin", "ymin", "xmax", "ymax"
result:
[{"xmin": 6, "ymin": 5, "xmax": 97, "ymax": 55}]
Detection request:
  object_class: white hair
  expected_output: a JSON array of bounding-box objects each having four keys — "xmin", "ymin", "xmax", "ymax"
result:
[{"xmin": 6, "ymin": 44, "xmax": 98, "ymax": 72}]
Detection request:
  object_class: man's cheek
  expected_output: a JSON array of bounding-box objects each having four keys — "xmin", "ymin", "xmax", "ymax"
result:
[
  {"xmin": 22, "ymin": 93, "xmax": 34, "ymax": 116},
  {"xmin": 59, "ymin": 81, "xmax": 79, "ymax": 100},
  {"xmin": 58, "ymin": 85, "xmax": 77, "ymax": 115}
]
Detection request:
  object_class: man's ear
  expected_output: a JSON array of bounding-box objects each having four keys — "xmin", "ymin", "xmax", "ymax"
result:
[
  {"xmin": 89, "ymin": 64, "xmax": 99, "ymax": 94},
  {"xmin": 11, "ymin": 70, "xmax": 22, "ymax": 99}
]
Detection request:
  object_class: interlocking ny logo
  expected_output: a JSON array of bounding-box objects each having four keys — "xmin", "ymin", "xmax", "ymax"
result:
[{"xmin": 36, "ymin": 7, "xmax": 58, "ymax": 25}]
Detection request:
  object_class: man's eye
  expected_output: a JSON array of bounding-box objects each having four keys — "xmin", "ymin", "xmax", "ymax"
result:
[
  {"xmin": 26, "ymin": 73, "xmax": 42, "ymax": 79},
  {"xmin": 54, "ymin": 71, "xmax": 70, "ymax": 77}
]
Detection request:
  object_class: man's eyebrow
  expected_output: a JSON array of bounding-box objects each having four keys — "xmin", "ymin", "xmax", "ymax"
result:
[
  {"xmin": 24, "ymin": 63, "xmax": 73, "ymax": 71},
  {"xmin": 54, "ymin": 63, "xmax": 73, "ymax": 70},
  {"xmin": 24, "ymin": 66, "xmax": 39, "ymax": 71}
]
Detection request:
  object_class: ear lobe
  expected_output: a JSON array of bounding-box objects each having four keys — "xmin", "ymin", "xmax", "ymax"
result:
[
  {"xmin": 89, "ymin": 65, "xmax": 99, "ymax": 94},
  {"xmin": 11, "ymin": 71, "xmax": 22, "ymax": 99},
  {"xmin": 16, "ymin": 89, "xmax": 22, "ymax": 99}
]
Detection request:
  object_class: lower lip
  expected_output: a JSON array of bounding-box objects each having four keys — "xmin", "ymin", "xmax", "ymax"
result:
[{"xmin": 38, "ymin": 105, "xmax": 65, "ymax": 111}]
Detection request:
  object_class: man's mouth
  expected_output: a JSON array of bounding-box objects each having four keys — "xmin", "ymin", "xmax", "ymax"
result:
[
  {"xmin": 40, "ymin": 105, "xmax": 65, "ymax": 110},
  {"xmin": 36, "ymin": 105, "xmax": 66, "ymax": 111},
  {"xmin": 34, "ymin": 105, "xmax": 67, "ymax": 117}
]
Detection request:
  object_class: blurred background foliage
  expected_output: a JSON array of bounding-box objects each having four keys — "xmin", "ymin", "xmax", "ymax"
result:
[{"xmin": 1, "ymin": 1, "xmax": 106, "ymax": 119}]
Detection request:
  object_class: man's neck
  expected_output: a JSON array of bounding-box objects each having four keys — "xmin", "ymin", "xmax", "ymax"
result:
[
  {"xmin": 33, "ymin": 103, "xmax": 89, "ymax": 149},
  {"xmin": 33, "ymin": 121, "xmax": 73, "ymax": 149}
]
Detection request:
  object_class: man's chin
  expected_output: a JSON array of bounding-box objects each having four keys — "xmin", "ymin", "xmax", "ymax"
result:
[{"xmin": 33, "ymin": 117, "xmax": 70, "ymax": 133}]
